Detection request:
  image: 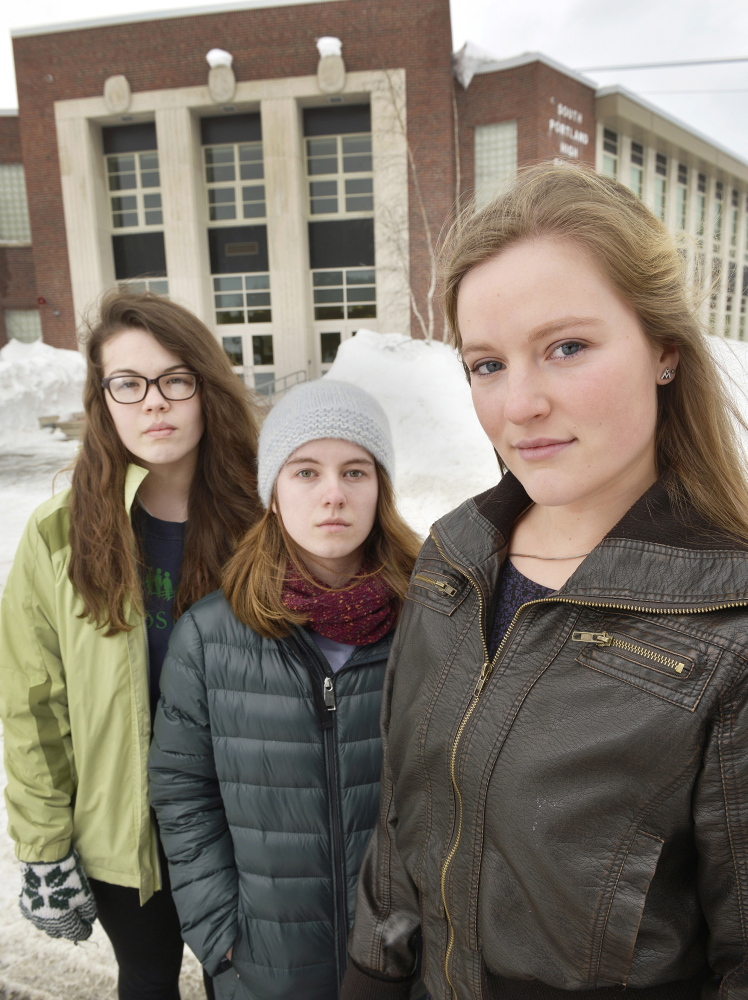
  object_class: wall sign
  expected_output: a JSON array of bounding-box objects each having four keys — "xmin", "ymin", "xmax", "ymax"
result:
[{"xmin": 548, "ymin": 100, "xmax": 590, "ymax": 161}]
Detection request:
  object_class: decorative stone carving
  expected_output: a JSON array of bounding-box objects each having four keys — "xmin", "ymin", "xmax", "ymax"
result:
[
  {"xmin": 103, "ymin": 75, "xmax": 131, "ymax": 114},
  {"xmin": 208, "ymin": 65, "xmax": 236, "ymax": 103},
  {"xmin": 316, "ymin": 36, "xmax": 345, "ymax": 94},
  {"xmin": 206, "ymin": 49, "xmax": 236, "ymax": 103}
]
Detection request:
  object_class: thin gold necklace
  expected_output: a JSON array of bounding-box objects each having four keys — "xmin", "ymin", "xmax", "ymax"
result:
[{"xmin": 508, "ymin": 551, "xmax": 591, "ymax": 560}]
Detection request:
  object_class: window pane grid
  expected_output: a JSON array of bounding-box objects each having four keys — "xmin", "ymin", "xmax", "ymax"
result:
[
  {"xmin": 676, "ymin": 185, "xmax": 688, "ymax": 231},
  {"xmin": 630, "ymin": 165, "xmax": 643, "ymax": 200},
  {"xmin": 205, "ymin": 143, "xmax": 266, "ymax": 222},
  {"xmin": 306, "ymin": 134, "xmax": 373, "ymax": 217},
  {"xmin": 714, "ymin": 185, "xmax": 724, "ymax": 252},
  {"xmin": 312, "ymin": 268, "xmax": 376, "ymax": 320},
  {"xmin": 602, "ymin": 130, "xmax": 618, "ymax": 179},
  {"xmin": 654, "ymin": 176, "xmax": 667, "ymax": 221},
  {"xmin": 4, "ymin": 308, "xmax": 42, "ymax": 342},
  {"xmin": 213, "ymin": 273, "xmax": 271, "ymax": 324},
  {"xmin": 107, "ymin": 152, "xmax": 162, "ymax": 229},
  {"xmin": 0, "ymin": 165, "xmax": 32, "ymax": 242},
  {"xmin": 474, "ymin": 122, "xmax": 517, "ymax": 210},
  {"xmin": 117, "ymin": 278, "xmax": 169, "ymax": 295}
]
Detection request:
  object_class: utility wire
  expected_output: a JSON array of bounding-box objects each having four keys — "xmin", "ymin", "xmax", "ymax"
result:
[
  {"xmin": 579, "ymin": 56, "xmax": 748, "ymax": 71},
  {"xmin": 640, "ymin": 88, "xmax": 748, "ymax": 94}
]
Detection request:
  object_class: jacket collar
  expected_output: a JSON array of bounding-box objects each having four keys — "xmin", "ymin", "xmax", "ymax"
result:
[
  {"xmin": 125, "ymin": 464, "xmax": 149, "ymax": 514},
  {"xmin": 430, "ymin": 473, "xmax": 748, "ymax": 612}
]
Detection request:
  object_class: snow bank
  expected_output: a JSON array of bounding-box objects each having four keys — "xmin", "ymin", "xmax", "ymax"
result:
[
  {"xmin": 0, "ymin": 339, "xmax": 85, "ymax": 447},
  {"xmin": 325, "ymin": 330, "xmax": 499, "ymax": 535}
]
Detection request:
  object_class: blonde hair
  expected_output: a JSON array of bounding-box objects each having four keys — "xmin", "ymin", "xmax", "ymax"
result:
[
  {"xmin": 222, "ymin": 462, "xmax": 422, "ymax": 638},
  {"xmin": 442, "ymin": 162, "xmax": 748, "ymax": 542}
]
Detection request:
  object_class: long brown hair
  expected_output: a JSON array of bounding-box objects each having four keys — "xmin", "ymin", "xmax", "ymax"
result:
[
  {"xmin": 222, "ymin": 461, "xmax": 422, "ymax": 639},
  {"xmin": 69, "ymin": 291, "xmax": 262, "ymax": 635},
  {"xmin": 442, "ymin": 162, "xmax": 748, "ymax": 541}
]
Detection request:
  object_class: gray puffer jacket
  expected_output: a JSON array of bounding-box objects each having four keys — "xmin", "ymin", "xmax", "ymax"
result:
[{"xmin": 148, "ymin": 589, "xmax": 391, "ymax": 1000}]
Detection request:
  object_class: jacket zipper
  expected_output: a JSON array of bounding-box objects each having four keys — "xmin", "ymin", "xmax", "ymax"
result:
[
  {"xmin": 428, "ymin": 528, "xmax": 748, "ymax": 1000},
  {"xmin": 414, "ymin": 573, "xmax": 458, "ymax": 597},
  {"xmin": 286, "ymin": 632, "xmax": 350, "ymax": 987},
  {"xmin": 571, "ymin": 631, "xmax": 686, "ymax": 673},
  {"xmin": 322, "ymin": 677, "xmax": 349, "ymax": 986}
]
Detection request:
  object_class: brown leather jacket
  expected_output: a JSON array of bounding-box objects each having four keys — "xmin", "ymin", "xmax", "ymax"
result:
[{"xmin": 343, "ymin": 475, "xmax": 748, "ymax": 1000}]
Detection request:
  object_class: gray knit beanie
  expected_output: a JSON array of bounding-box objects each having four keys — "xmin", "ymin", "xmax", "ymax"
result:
[{"xmin": 257, "ymin": 379, "xmax": 394, "ymax": 507}]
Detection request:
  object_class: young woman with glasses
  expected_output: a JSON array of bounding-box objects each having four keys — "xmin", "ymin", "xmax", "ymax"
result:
[{"xmin": 0, "ymin": 291, "xmax": 262, "ymax": 1000}]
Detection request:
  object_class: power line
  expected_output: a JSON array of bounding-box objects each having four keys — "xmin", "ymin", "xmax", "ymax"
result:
[
  {"xmin": 640, "ymin": 88, "xmax": 748, "ymax": 94},
  {"xmin": 579, "ymin": 56, "xmax": 748, "ymax": 72}
]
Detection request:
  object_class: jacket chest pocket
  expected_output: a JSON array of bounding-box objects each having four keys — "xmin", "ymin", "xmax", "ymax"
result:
[
  {"xmin": 571, "ymin": 613, "xmax": 720, "ymax": 711},
  {"xmin": 405, "ymin": 560, "xmax": 469, "ymax": 616}
]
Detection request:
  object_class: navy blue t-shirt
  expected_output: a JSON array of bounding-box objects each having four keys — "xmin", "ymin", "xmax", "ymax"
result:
[
  {"xmin": 133, "ymin": 506, "xmax": 186, "ymax": 718},
  {"xmin": 488, "ymin": 559, "xmax": 553, "ymax": 658}
]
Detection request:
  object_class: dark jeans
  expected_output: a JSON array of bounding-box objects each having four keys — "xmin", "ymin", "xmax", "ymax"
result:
[{"xmin": 88, "ymin": 843, "xmax": 215, "ymax": 1000}]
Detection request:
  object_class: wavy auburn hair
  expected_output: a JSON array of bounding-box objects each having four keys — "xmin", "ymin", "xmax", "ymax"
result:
[
  {"xmin": 442, "ymin": 162, "xmax": 748, "ymax": 542},
  {"xmin": 69, "ymin": 291, "xmax": 262, "ymax": 635},
  {"xmin": 222, "ymin": 461, "xmax": 422, "ymax": 639}
]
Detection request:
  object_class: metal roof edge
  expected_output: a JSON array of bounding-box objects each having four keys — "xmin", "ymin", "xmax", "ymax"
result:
[
  {"xmin": 11, "ymin": 0, "xmax": 345, "ymax": 38},
  {"xmin": 595, "ymin": 83, "xmax": 748, "ymax": 171}
]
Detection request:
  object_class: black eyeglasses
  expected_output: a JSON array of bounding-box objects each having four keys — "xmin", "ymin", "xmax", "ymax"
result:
[{"xmin": 101, "ymin": 372, "xmax": 202, "ymax": 404}]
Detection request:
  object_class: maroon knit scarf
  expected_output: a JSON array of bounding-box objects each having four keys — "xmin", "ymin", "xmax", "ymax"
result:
[{"xmin": 281, "ymin": 565, "xmax": 398, "ymax": 644}]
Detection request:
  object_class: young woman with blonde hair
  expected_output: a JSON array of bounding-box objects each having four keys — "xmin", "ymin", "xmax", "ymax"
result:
[
  {"xmin": 341, "ymin": 164, "xmax": 748, "ymax": 999},
  {"xmin": 0, "ymin": 291, "xmax": 261, "ymax": 999},
  {"xmin": 148, "ymin": 379, "xmax": 422, "ymax": 1000}
]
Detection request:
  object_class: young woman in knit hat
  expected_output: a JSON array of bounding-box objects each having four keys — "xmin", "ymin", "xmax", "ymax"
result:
[{"xmin": 148, "ymin": 378, "xmax": 422, "ymax": 1000}]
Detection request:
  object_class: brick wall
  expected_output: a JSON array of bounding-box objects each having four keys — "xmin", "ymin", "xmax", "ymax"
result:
[
  {"xmin": 0, "ymin": 114, "xmax": 38, "ymax": 347},
  {"xmin": 0, "ymin": 114, "xmax": 23, "ymax": 161},
  {"xmin": 13, "ymin": 0, "xmax": 456, "ymax": 346},
  {"xmin": 456, "ymin": 60, "xmax": 597, "ymax": 204}
]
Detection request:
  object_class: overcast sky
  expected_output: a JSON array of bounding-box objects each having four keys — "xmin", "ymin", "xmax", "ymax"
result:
[{"xmin": 2, "ymin": 0, "xmax": 748, "ymax": 161}]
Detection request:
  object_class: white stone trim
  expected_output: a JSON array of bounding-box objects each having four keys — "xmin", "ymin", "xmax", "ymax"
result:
[{"xmin": 54, "ymin": 67, "xmax": 410, "ymax": 374}]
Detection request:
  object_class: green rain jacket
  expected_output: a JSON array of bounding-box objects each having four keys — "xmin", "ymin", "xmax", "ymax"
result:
[{"xmin": 0, "ymin": 464, "xmax": 161, "ymax": 902}]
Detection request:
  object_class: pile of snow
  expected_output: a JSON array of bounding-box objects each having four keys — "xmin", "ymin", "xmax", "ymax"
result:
[
  {"xmin": 0, "ymin": 339, "xmax": 85, "ymax": 448},
  {"xmin": 326, "ymin": 330, "xmax": 499, "ymax": 535}
]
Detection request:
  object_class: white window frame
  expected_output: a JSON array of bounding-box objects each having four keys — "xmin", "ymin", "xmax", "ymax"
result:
[
  {"xmin": 203, "ymin": 141, "xmax": 266, "ymax": 224},
  {"xmin": 106, "ymin": 150, "xmax": 163, "ymax": 231},
  {"xmin": 306, "ymin": 133, "xmax": 374, "ymax": 218},
  {"xmin": 213, "ymin": 272, "xmax": 272, "ymax": 326}
]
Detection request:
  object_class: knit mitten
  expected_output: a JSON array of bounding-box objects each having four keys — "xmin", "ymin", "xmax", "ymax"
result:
[{"xmin": 19, "ymin": 849, "xmax": 97, "ymax": 942}]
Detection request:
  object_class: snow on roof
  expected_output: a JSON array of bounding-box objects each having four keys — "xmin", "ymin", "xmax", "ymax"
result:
[
  {"xmin": 453, "ymin": 42, "xmax": 596, "ymax": 91},
  {"xmin": 11, "ymin": 0, "xmax": 345, "ymax": 38}
]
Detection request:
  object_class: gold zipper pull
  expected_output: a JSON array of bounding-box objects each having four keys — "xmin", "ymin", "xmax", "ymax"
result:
[
  {"xmin": 572, "ymin": 631, "xmax": 613, "ymax": 646},
  {"xmin": 414, "ymin": 573, "xmax": 458, "ymax": 597},
  {"xmin": 473, "ymin": 660, "xmax": 493, "ymax": 697}
]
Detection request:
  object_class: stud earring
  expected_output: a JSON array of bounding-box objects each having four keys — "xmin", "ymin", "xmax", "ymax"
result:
[{"xmin": 660, "ymin": 368, "xmax": 676, "ymax": 381}]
